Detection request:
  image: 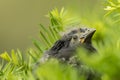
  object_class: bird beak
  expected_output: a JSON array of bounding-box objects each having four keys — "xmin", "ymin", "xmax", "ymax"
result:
[
  {"xmin": 80, "ymin": 28, "xmax": 96, "ymax": 44},
  {"xmin": 79, "ymin": 38, "xmax": 85, "ymax": 43}
]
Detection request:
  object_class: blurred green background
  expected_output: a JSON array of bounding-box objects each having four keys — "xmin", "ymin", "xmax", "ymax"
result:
[{"xmin": 0, "ymin": 0, "xmax": 100, "ymax": 53}]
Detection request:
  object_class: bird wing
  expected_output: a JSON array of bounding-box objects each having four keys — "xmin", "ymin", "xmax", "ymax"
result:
[{"xmin": 54, "ymin": 46, "xmax": 76, "ymax": 60}]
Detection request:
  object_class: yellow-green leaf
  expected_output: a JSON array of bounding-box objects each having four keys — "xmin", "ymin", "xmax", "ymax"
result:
[
  {"xmin": 0, "ymin": 52, "xmax": 11, "ymax": 61},
  {"xmin": 11, "ymin": 50, "xmax": 19, "ymax": 65}
]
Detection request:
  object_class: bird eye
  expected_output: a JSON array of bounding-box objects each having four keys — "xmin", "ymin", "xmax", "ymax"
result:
[
  {"xmin": 73, "ymin": 35, "xmax": 78, "ymax": 40},
  {"xmin": 87, "ymin": 29, "xmax": 90, "ymax": 31}
]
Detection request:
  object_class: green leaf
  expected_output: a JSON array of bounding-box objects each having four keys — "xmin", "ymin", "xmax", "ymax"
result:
[
  {"xmin": 11, "ymin": 50, "xmax": 19, "ymax": 65},
  {"xmin": 39, "ymin": 30, "xmax": 51, "ymax": 48},
  {"xmin": 33, "ymin": 39, "xmax": 44, "ymax": 52},
  {"xmin": 108, "ymin": 0, "xmax": 116, "ymax": 7},
  {"xmin": 104, "ymin": 6, "xmax": 116, "ymax": 11},
  {"xmin": 28, "ymin": 49, "xmax": 37, "ymax": 62},
  {"xmin": 0, "ymin": 52, "xmax": 11, "ymax": 61},
  {"xmin": 16, "ymin": 49, "xmax": 23, "ymax": 64},
  {"xmin": 39, "ymin": 24, "xmax": 55, "ymax": 45}
]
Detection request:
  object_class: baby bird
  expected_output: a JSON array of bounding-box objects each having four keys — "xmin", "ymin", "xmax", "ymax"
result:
[
  {"xmin": 34, "ymin": 27, "xmax": 100, "ymax": 80},
  {"xmin": 40, "ymin": 27, "xmax": 96, "ymax": 63}
]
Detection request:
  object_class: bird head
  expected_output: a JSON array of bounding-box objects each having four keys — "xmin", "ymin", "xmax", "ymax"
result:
[{"xmin": 67, "ymin": 27, "xmax": 96, "ymax": 46}]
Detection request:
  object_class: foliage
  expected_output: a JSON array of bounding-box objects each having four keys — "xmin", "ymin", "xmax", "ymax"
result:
[
  {"xmin": 104, "ymin": 0, "xmax": 120, "ymax": 23},
  {"xmin": 0, "ymin": 0, "xmax": 120, "ymax": 80}
]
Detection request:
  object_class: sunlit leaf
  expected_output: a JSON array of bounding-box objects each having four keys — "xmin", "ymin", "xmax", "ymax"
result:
[
  {"xmin": 11, "ymin": 50, "xmax": 18, "ymax": 65},
  {"xmin": 104, "ymin": 6, "xmax": 116, "ymax": 11},
  {"xmin": 0, "ymin": 52, "xmax": 11, "ymax": 61}
]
